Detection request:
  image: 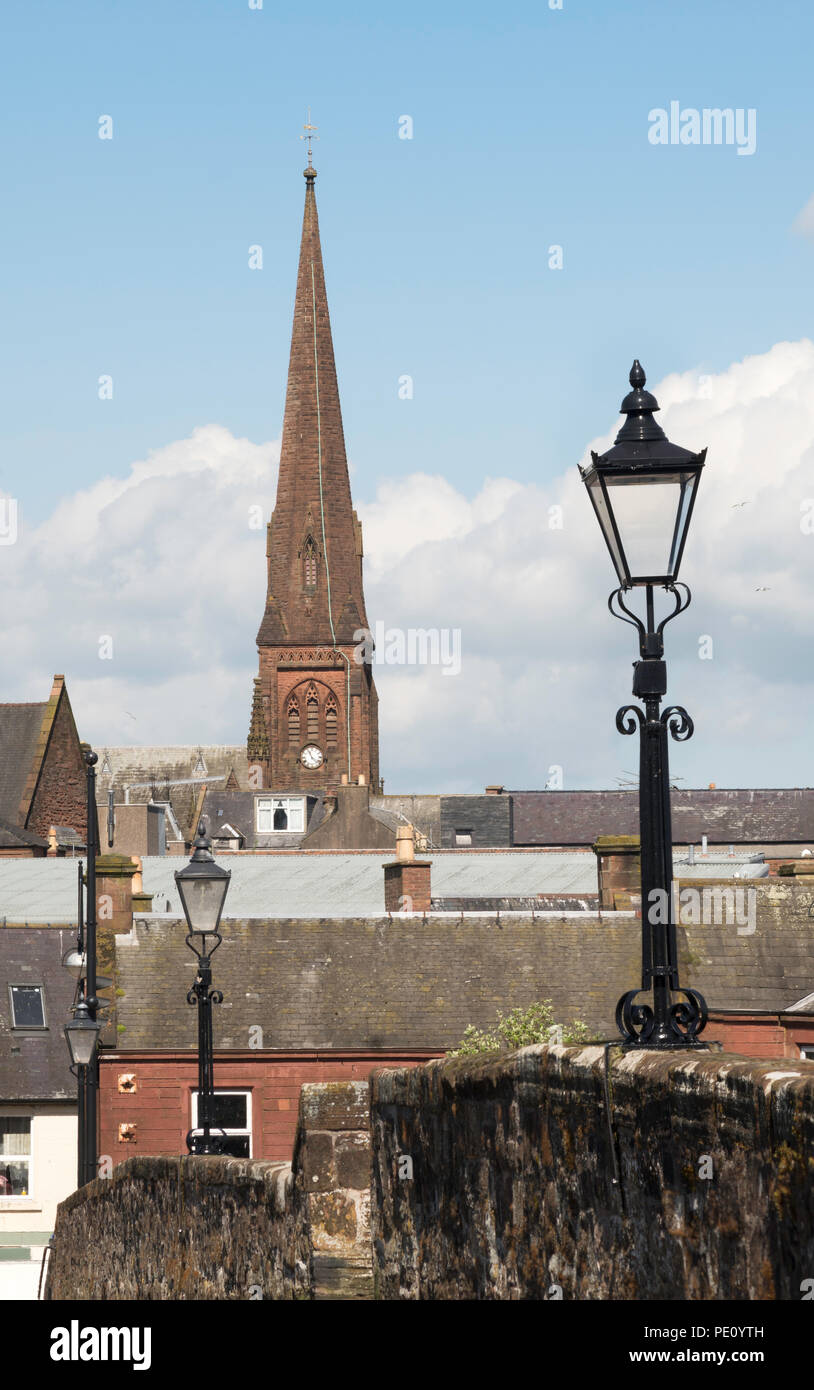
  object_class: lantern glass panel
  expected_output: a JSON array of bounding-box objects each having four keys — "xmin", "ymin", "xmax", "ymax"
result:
[
  {"xmin": 176, "ymin": 873, "xmax": 229, "ymax": 934},
  {"xmin": 586, "ymin": 473, "xmax": 627, "ymax": 585},
  {"xmin": 64, "ymin": 1019, "xmax": 100, "ymax": 1067},
  {"xmin": 603, "ymin": 470, "xmax": 697, "ymax": 585}
]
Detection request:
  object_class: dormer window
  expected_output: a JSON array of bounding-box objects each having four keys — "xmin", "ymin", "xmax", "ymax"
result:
[{"xmin": 256, "ymin": 796, "xmax": 305, "ymax": 833}]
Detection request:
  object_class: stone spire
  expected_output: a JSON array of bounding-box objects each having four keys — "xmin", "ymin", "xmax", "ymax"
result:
[
  {"xmin": 247, "ymin": 677, "xmax": 269, "ymax": 763},
  {"xmin": 257, "ymin": 162, "xmax": 369, "ymax": 648},
  {"xmin": 249, "ymin": 159, "xmax": 381, "ymax": 798}
]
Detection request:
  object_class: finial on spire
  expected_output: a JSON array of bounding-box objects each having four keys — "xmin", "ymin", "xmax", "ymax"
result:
[
  {"xmin": 301, "ymin": 107, "xmax": 318, "ymax": 180},
  {"xmin": 629, "ymin": 359, "xmax": 646, "ymax": 389}
]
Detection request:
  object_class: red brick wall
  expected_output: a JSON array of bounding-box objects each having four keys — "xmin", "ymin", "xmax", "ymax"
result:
[
  {"xmin": 26, "ymin": 683, "xmax": 88, "ymax": 840},
  {"xmin": 99, "ymin": 1051, "xmax": 439, "ymax": 1165},
  {"xmin": 707, "ymin": 1013, "xmax": 814, "ymax": 1060},
  {"xmin": 255, "ymin": 648, "xmax": 377, "ymax": 795}
]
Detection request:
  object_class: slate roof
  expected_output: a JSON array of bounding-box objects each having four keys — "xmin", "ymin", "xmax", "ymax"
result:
[
  {"xmin": 200, "ymin": 789, "xmax": 329, "ymax": 851},
  {"xmin": 110, "ymin": 879, "xmax": 814, "ymax": 1050},
  {"xmin": 0, "ymin": 926, "xmax": 79, "ymax": 1101},
  {"xmin": 510, "ymin": 789, "xmax": 814, "ymax": 846},
  {"xmin": 95, "ymin": 746, "xmax": 249, "ymax": 788},
  {"xmin": 0, "ymin": 818, "xmax": 48, "ymax": 852},
  {"xmin": 0, "ymin": 704, "xmax": 47, "ymax": 826},
  {"xmin": 95, "ymin": 745, "xmax": 250, "ymax": 841}
]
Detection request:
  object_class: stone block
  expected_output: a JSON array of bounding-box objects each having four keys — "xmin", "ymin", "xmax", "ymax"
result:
[
  {"xmin": 334, "ymin": 1131, "xmax": 370, "ymax": 1190},
  {"xmin": 299, "ymin": 1081, "xmax": 368, "ymax": 1132},
  {"xmin": 300, "ymin": 1131, "xmax": 335, "ymax": 1191}
]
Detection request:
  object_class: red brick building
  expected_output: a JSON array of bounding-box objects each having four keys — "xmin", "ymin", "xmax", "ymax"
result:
[
  {"xmin": 99, "ymin": 1050, "xmax": 437, "ymax": 1163},
  {"xmin": 249, "ymin": 158, "xmax": 379, "ymax": 798}
]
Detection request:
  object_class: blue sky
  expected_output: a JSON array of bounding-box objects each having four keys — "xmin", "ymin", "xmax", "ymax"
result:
[
  {"xmin": 2, "ymin": 0, "xmax": 814, "ymax": 793},
  {"xmin": 3, "ymin": 0, "xmax": 813, "ymax": 520}
]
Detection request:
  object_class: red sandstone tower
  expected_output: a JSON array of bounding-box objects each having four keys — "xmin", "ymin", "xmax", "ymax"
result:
[{"xmin": 248, "ymin": 156, "xmax": 380, "ymax": 796}]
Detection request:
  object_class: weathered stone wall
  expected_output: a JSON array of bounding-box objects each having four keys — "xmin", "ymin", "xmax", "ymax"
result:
[
  {"xmin": 44, "ymin": 1154, "xmax": 308, "ymax": 1300},
  {"xmin": 45, "ymin": 1049, "xmax": 814, "ymax": 1301},
  {"xmin": 370, "ymin": 1045, "xmax": 814, "ymax": 1300},
  {"xmin": 45, "ymin": 1079, "xmax": 371, "ymax": 1301},
  {"xmin": 296, "ymin": 1081, "xmax": 372, "ymax": 1299}
]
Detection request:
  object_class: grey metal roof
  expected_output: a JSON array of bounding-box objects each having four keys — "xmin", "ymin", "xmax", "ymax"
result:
[
  {"xmin": 0, "ymin": 849, "xmax": 768, "ymax": 923},
  {"xmin": 138, "ymin": 852, "xmax": 601, "ymax": 918}
]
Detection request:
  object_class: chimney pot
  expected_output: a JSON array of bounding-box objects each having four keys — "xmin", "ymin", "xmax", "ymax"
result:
[{"xmin": 396, "ymin": 825, "xmax": 415, "ymax": 863}]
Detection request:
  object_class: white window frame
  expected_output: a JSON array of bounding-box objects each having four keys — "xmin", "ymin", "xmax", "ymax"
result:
[
  {"xmin": 455, "ymin": 829, "xmax": 473, "ymax": 846},
  {"xmin": 0, "ymin": 1113, "xmax": 33, "ymax": 1201},
  {"xmin": 800, "ymin": 1045, "xmax": 814, "ymax": 1061},
  {"xmin": 190, "ymin": 1090, "xmax": 252, "ymax": 1156},
  {"xmin": 255, "ymin": 795, "xmax": 305, "ymax": 834},
  {"xmin": 8, "ymin": 983, "xmax": 47, "ymax": 1031}
]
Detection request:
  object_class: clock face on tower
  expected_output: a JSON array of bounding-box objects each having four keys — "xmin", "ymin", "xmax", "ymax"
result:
[{"xmin": 300, "ymin": 744, "xmax": 324, "ymax": 769}]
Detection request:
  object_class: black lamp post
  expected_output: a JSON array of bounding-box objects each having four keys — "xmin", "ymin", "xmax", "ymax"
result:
[
  {"xmin": 175, "ymin": 820, "xmax": 231, "ymax": 1154},
  {"xmin": 581, "ymin": 360, "xmax": 709, "ymax": 1049},
  {"xmin": 63, "ymin": 749, "xmax": 102, "ymax": 1186}
]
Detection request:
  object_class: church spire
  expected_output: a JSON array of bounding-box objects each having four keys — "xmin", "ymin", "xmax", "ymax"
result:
[
  {"xmin": 250, "ymin": 153, "xmax": 380, "ymax": 798},
  {"xmin": 257, "ymin": 153, "xmax": 368, "ymax": 647}
]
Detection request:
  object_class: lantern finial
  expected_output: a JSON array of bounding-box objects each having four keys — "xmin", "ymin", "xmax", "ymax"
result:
[{"xmin": 616, "ymin": 359, "xmax": 666, "ymax": 445}]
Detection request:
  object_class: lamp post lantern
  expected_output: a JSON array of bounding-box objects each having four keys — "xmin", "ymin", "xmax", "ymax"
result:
[
  {"xmin": 64, "ymin": 999, "xmax": 101, "ymax": 1069},
  {"xmin": 581, "ymin": 361, "xmax": 709, "ymax": 1049},
  {"xmin": 175, "ymin": 820, "xmax": 231, "ymax": 1154}
]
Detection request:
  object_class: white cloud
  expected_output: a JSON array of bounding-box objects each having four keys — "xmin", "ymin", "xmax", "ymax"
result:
[{"xmin": 2, "ymin": 345, "xmax": 813, "ymax": 789}]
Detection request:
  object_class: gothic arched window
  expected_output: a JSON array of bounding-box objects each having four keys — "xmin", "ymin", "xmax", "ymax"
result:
[
  {"xmin": 302, "ymin": 536, "xmax": 318, "ymax": 590},
  {"xmin": 306, "ymin": 684, "xmax": 319, "ymax": 741},
  {"xmin": 325, "ymin": 696, "xmax": 338, "ymax": 747},
  {"xmin": 287, "ymin": 697, "xmax": 300, "ymax": 746}
]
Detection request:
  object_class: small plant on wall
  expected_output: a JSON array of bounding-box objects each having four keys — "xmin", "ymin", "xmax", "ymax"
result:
[{"xmin": 447, "ymin": 1000, "xmax": 590, "ymax": 1057}]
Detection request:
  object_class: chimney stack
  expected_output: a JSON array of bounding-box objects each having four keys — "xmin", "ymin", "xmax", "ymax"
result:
[
  {"xmin": 384, "ymin": 825, "xmax": 431, "ymax": 912},
  {"xmin": 592, "ymin": 835, "xmax": 641, "ymax": 909}
]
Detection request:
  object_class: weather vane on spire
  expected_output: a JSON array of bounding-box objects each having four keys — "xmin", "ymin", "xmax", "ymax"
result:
[{"xmin": 301, "ymin": 108, "xmax": 319, "ymax": 168}]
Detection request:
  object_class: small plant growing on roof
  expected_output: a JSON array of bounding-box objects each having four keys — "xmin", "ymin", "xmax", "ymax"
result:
[{"xmin": 447, "ymin": 1000, "xmax": 589, "ymax": 1057}]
